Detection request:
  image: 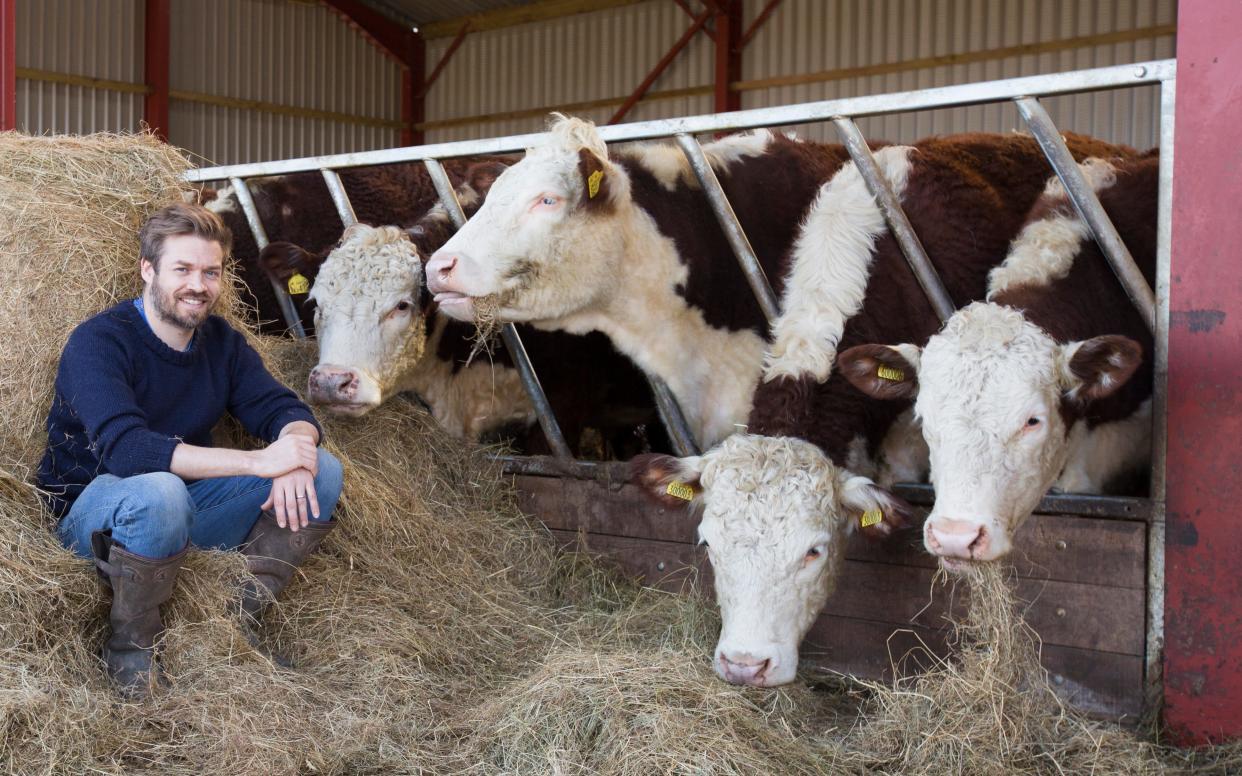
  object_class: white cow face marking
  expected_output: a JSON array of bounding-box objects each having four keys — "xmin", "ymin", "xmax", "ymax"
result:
[
  {"xmin": 631, "ymin": 435, "xmax": 909, "ymax": 687},
  {"xmin": 426, "ymin": 116, "xmax": 629, "ymax": 325},
  {"xmin": 839, "ymin": 303, "xmax": 1141, "ymax": 567},
  {"xmin": 308, "ymin": 224, "xmax": 427, "ymax": 415}
]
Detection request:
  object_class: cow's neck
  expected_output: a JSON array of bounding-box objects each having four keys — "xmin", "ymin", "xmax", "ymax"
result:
[{"xmin": 553, "ymin": 204, "xmax": 765, "ymax": 448}]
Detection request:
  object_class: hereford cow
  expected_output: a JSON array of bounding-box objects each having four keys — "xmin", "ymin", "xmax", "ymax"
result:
[
  {"xmin": 426, "ymin": 116, "xmax": 1132, "ymax": 451},
  {"xmin": 264, "ymin": 200, "xmax": 664, "ymax": 456},
  {"xmin": 839, "ymin": 155, "xmax": 1157, "ymax": 567},
  {"xmin": 203, "ymin": 158, "xmax": 508, "ymax": 336}
]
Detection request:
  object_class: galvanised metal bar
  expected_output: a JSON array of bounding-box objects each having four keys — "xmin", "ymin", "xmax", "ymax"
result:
[
  {"xmin": 891, "ymin": 483, "xmax": 1153, "ymax": 522},
  {"xmin": 832, "ymin": 116, "xmax": 956, "ymax": 323},
  {"xmin": 184, "ymin": 60, "xmax": 1175, "ymax": 182},
  {"xmin": 228, "ymin": 177, "xmax": 307, "ymax": 339},
  {"xmin": 1142, "ymin": 75, "xmax": 1175, "ymax": 726},
  {"xmin": 648, "ymin": 376, "xmax": 700, "ymax": 458},
  {"xmin": 422, "ymin": 159, "xmax": 574, "ymax": 460},
  {"xmin": 675, "ymin": 133, "xmax": 781, "ymax": 324},
  {"xmin": 320, "ymin": 169, "xmax": 358, "ymax": 226},
  {"xmin": 1014, "ymin": 96, "xmax": 1157, "ymax": 333}
]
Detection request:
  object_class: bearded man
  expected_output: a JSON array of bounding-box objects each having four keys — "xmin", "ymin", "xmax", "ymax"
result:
[{"xmin": 38, "ymin": 203, "xmax": 344, "ymax": 696}]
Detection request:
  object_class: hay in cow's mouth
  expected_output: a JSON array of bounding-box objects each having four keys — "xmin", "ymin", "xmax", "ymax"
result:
[
  {"xmin": 465, "ymin": 292, "xmax": 506, "ymax": 367},
  {"xmin": 2, "ymin": 130, "xmax": 1239, "ymax": 776}
]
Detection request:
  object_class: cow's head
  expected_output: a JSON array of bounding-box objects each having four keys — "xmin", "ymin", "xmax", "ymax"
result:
[
  {"xmin": 426, "ymin": 116, "xmax": 629, "ymax": 325},
  {"xmin": 303, "ymin": 224, "xmax": 427, "ymax": 415},
  {"xmin": 839, "ymin": 303, "xmax": 1142, "ymax": 567},
  {"xmin": 631, "ymin": 434, "xmax": 909, "ymax": 687}
]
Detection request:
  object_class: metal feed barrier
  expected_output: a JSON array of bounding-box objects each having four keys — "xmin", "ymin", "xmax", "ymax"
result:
[{"xmin": 186, "ymin": 59, "xmax": 1176, "ymax": 715}]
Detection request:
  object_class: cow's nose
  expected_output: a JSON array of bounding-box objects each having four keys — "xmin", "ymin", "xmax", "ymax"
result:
[
  {"xmin": 926, "ymin": 518, "xmax": 989, "ymax": 560},
  {"xmin": 718, "ymin": 653, "xmax": 772, "ymax": 686},
  {"xmin": 307, "ymin": 365, "xmax": 358, "ymax": 402},
  {"xmin": 425, "ymin": 252, "xmax": 458, "ymax": 290}
]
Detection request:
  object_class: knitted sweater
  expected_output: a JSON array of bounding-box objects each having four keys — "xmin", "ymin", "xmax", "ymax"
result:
[{"xmin": 37, "ymin": 301, "xmax": 321, "ymax": 517}]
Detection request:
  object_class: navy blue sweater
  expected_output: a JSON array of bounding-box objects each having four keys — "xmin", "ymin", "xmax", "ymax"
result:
[{"xmin": 37, "ymin": 301, "xmax": 321, "ymax": 518}]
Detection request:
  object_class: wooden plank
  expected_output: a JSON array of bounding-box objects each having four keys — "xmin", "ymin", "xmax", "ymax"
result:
[{"xmin": 520, "ymin": 476, "xmax": 1147, "ymax": 589}]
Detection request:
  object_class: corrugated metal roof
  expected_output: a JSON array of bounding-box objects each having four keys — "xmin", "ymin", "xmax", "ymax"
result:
[{"xmin": 360, "ymin": 0, "xmax": 539, "ymax": 27}]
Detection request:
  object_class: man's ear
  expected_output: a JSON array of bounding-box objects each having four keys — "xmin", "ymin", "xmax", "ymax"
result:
[
  {"xmin": 1062, "ymin": 335, "xmax": 1144, "ymax": 402},
  {"xmin": 838, "ymin": 344, "xmax": 921, "ymax": 401},
  {"xmin": 259, "ymin": 242, "xmax": 322, "ymax": 292},
  {"xmin": 140, "ymin": 257, "xmax": 156, "ymax": 286},
  {"xmin": 577, "ymin": 149, "xmax": 614, "ymax": 212},
  {"xmin": 835, "ymin": 472, "xmax": 913, "ymax": 540},
  {"xmin": 629, "ymin": 453, "xmax": 706, "ymax": 510}
]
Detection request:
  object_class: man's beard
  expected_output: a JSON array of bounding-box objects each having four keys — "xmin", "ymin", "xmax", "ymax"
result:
[{"xmin": 150, "ymin": 282, "xmax": 215, "ymax": 331}]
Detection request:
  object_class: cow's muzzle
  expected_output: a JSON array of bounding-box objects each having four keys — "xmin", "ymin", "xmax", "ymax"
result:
[
  {"xmin": 717, "ymin": 652, "xmax": 774, "ymax": 687},
  {"xmin": 925, "ymin": 517, "xmax": 998, "ymax": 564}
]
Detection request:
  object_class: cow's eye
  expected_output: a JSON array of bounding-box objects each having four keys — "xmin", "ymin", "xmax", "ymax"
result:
[
  {"xmin": 805, "ymin": 545, "xmax": 824, "ymax": 561},
  {"xmin": 541, "ymin": 196, "xmax": 557, "ymax": 206},
  {"xmin": 1025, "ymin": 417, "xmax": 1041, "ymax": 428},
  {"xmin": 395, "ymin": 300, "xmax": 411, "ymax": 312}
]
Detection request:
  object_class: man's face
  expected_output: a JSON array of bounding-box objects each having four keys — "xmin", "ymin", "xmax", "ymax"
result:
[{"xmin": 141, "ymin": 234, "xmax": 224, "ymax": 331}]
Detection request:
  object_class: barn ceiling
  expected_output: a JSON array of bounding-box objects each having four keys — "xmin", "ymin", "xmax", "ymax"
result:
[{"xmin": 357, "ymin": 0, "xmax": 540, "ymax": 28}]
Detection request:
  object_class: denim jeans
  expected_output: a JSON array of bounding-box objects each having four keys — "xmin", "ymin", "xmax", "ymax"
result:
[{"xmin": 57, "ymin": 448, "xmax": 344, "ymax": 560}]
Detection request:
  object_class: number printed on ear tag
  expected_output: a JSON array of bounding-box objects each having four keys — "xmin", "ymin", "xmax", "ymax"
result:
[
  {"xmin": 587, "ymin": 169, "xmax": 604, "ymax": 199},
  {"xmin": 666, "ymin": 480, "xmax": 695, "ymax": 501},
  {"xmin": 877, "ymin": 365, "xmax": 905, "ymax": 382},
  {"xmin": 288, "ymin": 273, "xmax": 310, "ymax": 295},
  {"xmin": 860, "ymin": 509, "xmax": 883, "ymax": 528}
]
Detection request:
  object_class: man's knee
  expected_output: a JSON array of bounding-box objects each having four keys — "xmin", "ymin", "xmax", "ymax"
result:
[
  {"xmin": 116, "ymin": 472, "xmax": 193, "ymax": 547},
  {"xmin": 313, "ymin": 449, "xmax": 344, "ymax": 520}
]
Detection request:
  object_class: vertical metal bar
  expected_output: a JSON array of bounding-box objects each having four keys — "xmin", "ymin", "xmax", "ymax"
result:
[
  {"xmin": 674, "ymin": 133, "xmax": 781, "ymax": 324},
  {"xmin": 1014, "ymin": 96, "xmax": 1157, "ymax": 333},
  {"xmin": 648, "ymin": 378, "xmax": 700, "ymax": 457},
  {"xmin": 320, "ymin": 168, "xmax": 358, "ymax": 226},
  {"xmin": 422, "ymin": 159, "xmax": 574, "ymax": 460},
  {"xmin": 228, "ymin": 177, "xmax": 307, "ymax": 339},
  {"xmin": 831, "ymin": 116, "xmax": 956, "ymax": 323},
  {"xmin": 1142, "ymin": 76, "xmax": 1174, "ymax": 726}
]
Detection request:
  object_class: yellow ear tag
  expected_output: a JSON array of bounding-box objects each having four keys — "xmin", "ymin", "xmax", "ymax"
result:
[
  {"xmin": 287, "ymin": 272, "xmax": 310, "ymax": 295},
  {"xmin": 666, "ymin": 480, "xmax": 695, "ymax": 501},
  {"xmin": 860, "ymin": 509, "xmax": 883, "ymax": 528},
  {"xmin": 587, "ymin": 169, "xmax": 604, "ymax": 199},
  {"xmin": 877, "ymin": 365, "xmax": 905, "ymax": 382}
]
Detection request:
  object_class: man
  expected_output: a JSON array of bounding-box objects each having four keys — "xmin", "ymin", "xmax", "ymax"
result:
[{"xmin": 37, "ymin": 203, "xmax": 344, "ymax": 696}]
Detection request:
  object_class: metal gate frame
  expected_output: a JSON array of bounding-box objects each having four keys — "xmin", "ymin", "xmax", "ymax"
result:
[{"xmin": 185, "ymin": 58, "xmax": 1176, "ymax": 717}]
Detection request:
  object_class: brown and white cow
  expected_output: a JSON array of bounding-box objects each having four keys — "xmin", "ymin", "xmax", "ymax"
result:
[
  {"xmin": 431, "ymin": 117, "xmax": 1135, "ymax": 686},
  {"xmin": 427, "ymin": 116, "xmax": 1132, "ymax": 450},
  {"xmin": 265, "ymin": 197, "xmax": 664, "ymax": 455},
  {"xmin": 839, "ymin": 155, "xmax": 1157, "ymax": 568}
]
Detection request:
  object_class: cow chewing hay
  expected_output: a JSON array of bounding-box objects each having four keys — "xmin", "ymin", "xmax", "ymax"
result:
[{"xmin": 0, "ymin": 130, "xmax": 1238, "ymax": 775}]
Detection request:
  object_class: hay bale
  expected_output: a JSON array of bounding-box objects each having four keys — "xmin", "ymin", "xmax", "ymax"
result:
[{"xmin": 1, "ymin": 130, "xmax": 1237, "ymax": 775}]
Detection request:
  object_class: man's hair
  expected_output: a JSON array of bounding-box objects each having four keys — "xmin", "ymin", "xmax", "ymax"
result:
[{"xmin": 139, "ymin": 202, "xmax": 233, "ymax": 270}]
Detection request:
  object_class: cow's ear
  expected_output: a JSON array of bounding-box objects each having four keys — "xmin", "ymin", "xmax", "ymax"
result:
[
  {"xmin": 577, "ymin": 148, "xmax": 614, "ymax": 211},
  {"xmin": 1062, "ymin": 335, "xmax": 1143, "ymax": 402},
  {"xmin": 838, "ymin": 344, "xmax": 921, "ymax": 401},
  {"xmin": 260, "ymin": 242, "xmax": 322, "ymax": 288},
  {"xmin": 629, "ymin": 453, "xmax": 706, "ymax": 509},
  {"xmin": 467, "ymin": 160, "xmax": 508, "ymax": 200},
  {"xmin": 836, "ymin": 473, "xmax": 912, "ymax": 540}
]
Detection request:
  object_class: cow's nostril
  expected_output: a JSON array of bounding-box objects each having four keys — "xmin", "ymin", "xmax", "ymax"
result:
[
  {"xmin": 969, "ymin": 526, "xmax": 988, "ymax": 554},
  {"xmin": 438, "ymin": 256, "xmax": 457, "ymax": 278}
]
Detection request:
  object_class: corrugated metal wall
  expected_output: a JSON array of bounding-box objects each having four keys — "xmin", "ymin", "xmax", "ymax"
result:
[
  {"xmin": 423, "ymin": 0, "xmax": 1175, "ymax": 150},
  {"xmin": 13, "ymin": 0, "xmax": 402, "ymax": 165},
  {"xmin": 423, "ymin": 1, "xmax": 715, "ymax": 143},
  {"xmin": 15, "ymin": 0, "xmax": 144, "ymax": 135},
  {"xmin": 170, "ymin": 0, "xmax": 402, "ymax": 165}
]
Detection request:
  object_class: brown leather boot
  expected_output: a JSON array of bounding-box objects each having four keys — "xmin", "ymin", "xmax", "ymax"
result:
[
  {"xmin": 238, "ymin": 513, "xmax": 335, "ymax": 664},
  {"xmin": 91, "ymin": 531, "xmax": 187, "ymax": 698}
]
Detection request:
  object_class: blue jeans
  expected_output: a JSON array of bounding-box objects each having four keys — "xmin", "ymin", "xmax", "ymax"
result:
[{"xmin": 57, "ymin": 449, "xmax": 344, "ymax": 560}]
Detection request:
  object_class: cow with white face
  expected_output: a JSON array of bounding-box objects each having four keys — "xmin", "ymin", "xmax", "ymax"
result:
[
  {"xmin": 839, "ymin": 155, "xmax": 1156, "ymax": 567},
  {"xmin": 631, "ymin": 435, "xmax": 910, "ymax": 687}
]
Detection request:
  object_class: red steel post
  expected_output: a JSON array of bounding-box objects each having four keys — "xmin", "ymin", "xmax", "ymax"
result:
[
  {"xmin": 143, "ymin": 0, "xmax": 171, "ymax": 140},
  {"xmin": 714, "ymin": 0, "xmax": 741, "ymax": 112},
  {"xmin": 0, "ymin": 0, "xmax": 13, "ymax": 131},
  {"xmin": 1163, "ymin": 1, "xmax": 1242, "ymax": 746},
  {"xmin": 403, "ymin": 31, "xmax": 424, "ymax": 146}
]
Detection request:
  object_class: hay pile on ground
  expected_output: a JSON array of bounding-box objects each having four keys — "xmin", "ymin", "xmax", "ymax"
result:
[{"xmin": 0, "ymin": 130, "xmax": 1236, "ymax": 775}]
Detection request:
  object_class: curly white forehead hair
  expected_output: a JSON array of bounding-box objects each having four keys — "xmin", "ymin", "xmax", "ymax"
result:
[{"xmin": 310, "ymin": 224, "xmax": 422, "ymax": 306}]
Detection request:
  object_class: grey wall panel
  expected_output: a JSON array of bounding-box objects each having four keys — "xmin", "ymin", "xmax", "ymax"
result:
[
  {"xmin": 738, "ymin": 0, "xmax": 1176, "ymax": 148},
  {"xmin": 170, "ymin": 0, "xmax": 402, "ymax": 165},
  {"xmin": 424, "ymin": 0, "xmax": 714, "ymax": 144},
  {"xmin": 15, "ymin": 0, "xmax": 144, "ymax": 135}
]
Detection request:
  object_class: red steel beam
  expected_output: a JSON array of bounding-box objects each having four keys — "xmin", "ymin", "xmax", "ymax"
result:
[
  {"xmin": 2, "ymin": 0, "xmax": 17, "ymax": 131},
  {"xmin": 713, "ymin": 0, "xmax": 741, "ymax": 112},
  {"xmin": 737, "ymin": 0, "xmax": 782, "ymax": 51},
  {"xmin": 419, "ymin": 22, "xmax": 469, "ymax": 97},
  {"xmin": 671, "ymin": 0, "xmax": 714, "ymax": 42},
  {"xmin": 609, "ymin": 9, "xmax": 711, "ymax": 124},
  {"xmin": 143, "ymin": 0, "xmax": 170, "ymax": 140},
  {"xmin": 1163, "ymin": 2, "xmax": 1242, "ymax": 746},
  {"xmin": 322, "ymin": 0, "xmax": 423, "ymax": 146}
]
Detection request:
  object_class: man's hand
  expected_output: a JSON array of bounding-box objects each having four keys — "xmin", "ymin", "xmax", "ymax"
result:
[
  {"xmin": 262, "ymin": 468, "xmax": 318, "ymax": 531},
  {"xmin": 250, "ymin": 433, "xmax": 318, "ymax": 479}
]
